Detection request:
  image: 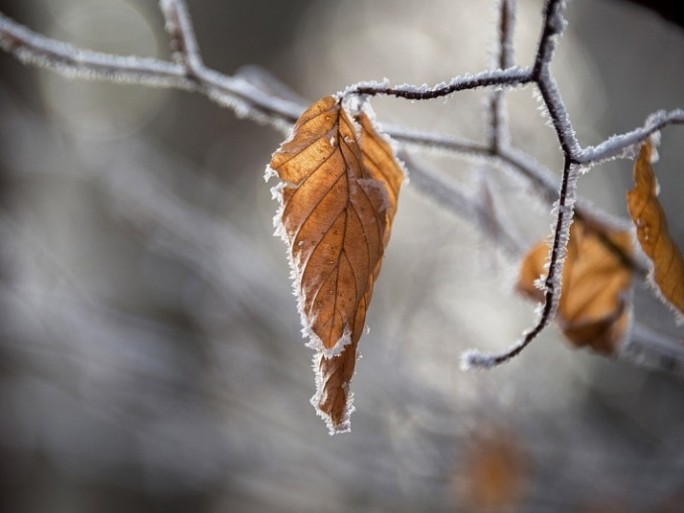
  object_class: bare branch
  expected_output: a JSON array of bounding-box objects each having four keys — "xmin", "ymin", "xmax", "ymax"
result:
[
  {"xmin": 0, "ymin": 6, "xmax": 625, "ymax": 240},
  {"xmin": 0, "ymin": 11, "xmax": 192, "ymax": 88},
  {"xmin": 532, "ymin": 0, "xmax": 567, "ymax": 78},
  {"xmin": 0, "ymin": 10, "xmax": 303, "ymax": 130},
  {"xmin": 497, "ymin": 0, "xmax": 516, "ymax": 70},
  {"xmin": 347, "ymin": 67, "xmax": 532, "ymax": 100},
  {"xmin": 463, "ymin": 158, "xmax": 579, "ymax": 369},
  {"xmin": 488, "ymin": 0, "xmax": 516, "ymax": 152},
  {"xmin": 579, "ymin": 109, "xmax": 684, "ymax": 164},
  {"xmin": 159, "ymin": 0, "xmax": 203, "ymax": 73},
  {"xmin": 533, "ymin": 0, "xmax": 582, "ymax": 159},
  {"xmin": 391, "ymin": 125, "xmax": 631, "ymax": 235}
]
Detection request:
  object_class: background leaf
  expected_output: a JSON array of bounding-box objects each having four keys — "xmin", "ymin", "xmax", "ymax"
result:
[
  {"xmin": 517, "ymin": 222, "xmax": 633, "ymax": 354},
  {"xmin": 452, "ymin": 426, "xmax": 529, "ymax": 513},
  {"xmin": 626, "ymin": 141, "xmax": 684, "ymax": 318}
]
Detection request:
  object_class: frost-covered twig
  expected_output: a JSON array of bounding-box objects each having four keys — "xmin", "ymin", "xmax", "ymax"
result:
[
  {"xmin": 349, "ymin": 67, "xmax": 532, "ymax": 100},
  {"xmin": 460, "ymin": 0, "xmax": 672, "ymax": 369},
  {"xmin": 497, "ymin": 0, "xmax": 516, "ymax": 71},
  {"xmin": 488, "ymin": 0, "xmax": 516, "ymax": 152},
  {"xmin": 463, "ymin": 0, "xmax": 582, "ymax": 368},
  {"xmin": 159, "ymin": 0, "xmax": 203, "ymax": 74},
  {"xmin": 532, "ymin": 2, "xmax": 581, "ymax": 159},
  {"xmin": 579, "ymin": 109, "xmax": 684, "ymax": 164},
  {"xmin": 0, "ymin": 11, "xmax": 192, "ymax": 87},
  {"xmin": 463, "ymin": 158, "xmax": 579, "ymax": 369},
  {"xmin": 0, "ymin": 9, "xmax": 303, "ymax": 130},
  {"xmin": 386, "ymin": 123, "xmax": 629, "ymax": 236}
]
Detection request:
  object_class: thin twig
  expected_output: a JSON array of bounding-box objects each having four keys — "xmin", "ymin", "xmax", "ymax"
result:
[
  {"xmin": 463, "ymin": 158, "xmax": 579, "ymax": 369},
  {"xmin": 497, "ymin": 0, "xmax": 516, "ymax": 70},
  {"xmin": 532, "ymin": 0, "xmax": 582, "ymax": 160},
  {"xmin": 159, "ymin": 0, "xmax": 203, "ymax": 73},
  {"xmin": 579, "ymin": 109, "xmax": 684, "ymax": 164},
  {"xmin": 348, "ymin": 67, "xmax": 532, "ymax": 99},
  {"xmin": 488, "ymin": 0, "xmax": 516, "ymax": 152},
  {"xmin": 0, "ymin": 12, "xmax": 192, "ymax": 87},
  {"xmin": 0, "ymin": 11, "xmax": 303, "ymax": 130},
  {"xmin": 462, "ymin": 0, "xmax": 575, "ymax": 367},
  {"xmin": 464, "ymin": 0, "xmax": 615, "ymax": 368},
  {"xmin": 463, "ymin": 0, "xmax": 576, "ymax": 368},
  {"xmin": 387, "ymin": 123, "xmax": 632, "ymax": 236}
]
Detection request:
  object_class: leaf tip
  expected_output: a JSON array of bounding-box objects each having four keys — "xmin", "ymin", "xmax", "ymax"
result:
[
  {"xmin": 310, "ymin": 395, "xmax": 355, "ymax": 436},
  {"xmin": 310, "ymin": 351, "xmax": 356, "ymax": 435}
]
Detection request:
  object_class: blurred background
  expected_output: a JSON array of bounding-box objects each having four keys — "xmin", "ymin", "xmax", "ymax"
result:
[{"xmin": 1, "ymin": 0, "xmax": 684, "ymax": 512}]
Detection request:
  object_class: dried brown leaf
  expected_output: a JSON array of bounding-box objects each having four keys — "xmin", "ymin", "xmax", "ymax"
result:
[
  {"xmin": 626, "ymin": 141, "xmax": 684, "ymax": 318},
  {"xmin": 269, "ymin": 96, "xmax": 404, "ymax": 432},
  {"xmin": 517, "ymin": 222, "xmax": 633, "ymax": 354}
]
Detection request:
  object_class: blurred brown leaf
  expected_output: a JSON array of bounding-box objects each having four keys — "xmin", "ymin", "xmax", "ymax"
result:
[
  {"xmin": 454, "ymin": 428, "xmax": 528, "ymax": 513},
  {"xmin": 269, "ymin": 96, "xmax": 403, "ymax": 432},
  {"xmin": 517, "ymin": 222, "xmax": 633, "ymax": 354},
  {"xmin": 626, "ymin": 140, "xmax": 684, "ymax": 317}
]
